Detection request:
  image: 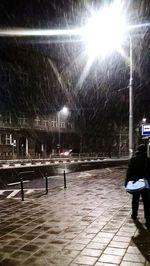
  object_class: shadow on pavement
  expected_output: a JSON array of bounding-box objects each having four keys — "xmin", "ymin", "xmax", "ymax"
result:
[{"xmin": 132, "ymin": 220, "xmax": 150, "ymax": 262}]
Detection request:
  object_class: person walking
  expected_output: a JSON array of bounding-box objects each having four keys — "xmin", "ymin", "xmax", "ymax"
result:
[{"xmin": 125, "ymin": 144, "xmax": 150, "ymax": 229}]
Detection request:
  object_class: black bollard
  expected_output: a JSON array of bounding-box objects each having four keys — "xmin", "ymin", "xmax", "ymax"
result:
[
  {"xmin": 45, "ymin": 173, "xmax": 48, "ymax": 194},
  {"xmin": 20, "ymin": 178, "xmax": 24, "ymax": 201},
  {"xmin": 64, "ymin": 170, "xmax": 67, "ymax": 189}
]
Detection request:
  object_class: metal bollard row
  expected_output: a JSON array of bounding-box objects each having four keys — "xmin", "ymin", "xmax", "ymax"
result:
[{"xmin": 17, "ymin": 170, "xmax": 67, "ymax": 201}]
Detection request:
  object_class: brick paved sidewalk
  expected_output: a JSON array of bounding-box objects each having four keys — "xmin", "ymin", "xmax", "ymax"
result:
[{"xmin": 0, "ymin": 167, "xmax": 150, "ymax": 266}]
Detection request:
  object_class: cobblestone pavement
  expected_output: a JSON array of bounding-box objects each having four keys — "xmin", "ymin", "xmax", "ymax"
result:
[{"xmin": 0, "ymin": 167, "xmax": 150, "ymax": 266}]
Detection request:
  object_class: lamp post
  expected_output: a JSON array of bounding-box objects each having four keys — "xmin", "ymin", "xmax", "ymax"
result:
[
  {"xmin": 11, "ymin": 139, "xmax": 16, "ymax": 160},
  {"xmin": 21, "ymin": 143, "xmax": 24, "ymax": 158},
  {"xmin": 58, "ymin": 111, "xmax": 61, "ymax": 155},
  {"xmin": 129, "ymin": 35, "xmax": 133, "ymax": 158},
  {"xmin": 83, "ymin": 3, "xmax": 134, "ymax": 158},
  {"xmin": 57, "ymin": 106, "xmax": 69, "ymax": 155}
]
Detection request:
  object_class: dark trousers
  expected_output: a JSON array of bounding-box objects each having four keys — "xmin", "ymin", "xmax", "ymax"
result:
[{"xmin": 132, "ymin": 189, "xmax": 150, "ymax": 222}]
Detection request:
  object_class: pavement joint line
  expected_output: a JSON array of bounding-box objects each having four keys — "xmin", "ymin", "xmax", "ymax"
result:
[
  {"xmin": 0, "ymin": 188, "xmax": 45, "ymax": 192},
  {"xmin": 11, "ymin": 197, "xmax": 35, "ymax": 201},
  {"xmin": 0, "ymin": 167, "xmax": 149, "ymax": 265},
  {"xmin": 48, "ymin": 175, "xmax": 59, "ymax": 179},
  {"xmin": 7, "ymin": 180, "xmax": 30, "ymax": 186},
  {"xmin": 7, "ymin": 189, "xmax": 20, "ymax": 198},
  {"xmin": 25, "ymin": 189, "xmax": 34, "ymax": 194},
  {"xmin": 19, "ymin": 170, "xmax": 34, "ymax": 174}
]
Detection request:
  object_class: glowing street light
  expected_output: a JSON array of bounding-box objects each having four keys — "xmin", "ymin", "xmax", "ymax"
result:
[
  {"xmin": 142, "ymin": 117, "xmax": 147, "ymax": 124},
  {"xmin": 61, "ymin": 106, "xmax": 69, "ymax": 115},
  {"xmin": 82, "ymin": 1, "xmax": 134, "ymax": 158},
  {"xmin": 57, "ymin": 106, "xmax": 69, "ymax": 155},
  {"xmin": 83, "ymin": 2, "xmax": 127, "ymax": 59}
]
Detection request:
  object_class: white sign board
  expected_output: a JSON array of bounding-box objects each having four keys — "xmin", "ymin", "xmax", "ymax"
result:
[{"xmin": 142, "ymin": 124, "xmax": 150, "ymax": 136}]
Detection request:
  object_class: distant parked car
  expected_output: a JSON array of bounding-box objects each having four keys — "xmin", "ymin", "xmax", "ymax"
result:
[{"xmin": 60, "ymin": 149, "xmax": 72, "ymax": 156}]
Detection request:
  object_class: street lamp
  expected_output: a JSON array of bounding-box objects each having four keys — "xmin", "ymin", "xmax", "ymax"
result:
[
  {"xmin": 82, "ymin": 2, "xmax": 134, "ymax": 157},
  {"xmin": 57, "ymin": 106, "xmax": 69, "ymax": 155},
  {"xmin": 11, "ymin": 139, "xmax": 16, "ymax": 159},
  {"xmin": 142, "ymin": 117, "xmax": 146, "ymax": 124},
  {"xmin": 129, "ymin": 35, "xmax": 133, "ymax": 158}
]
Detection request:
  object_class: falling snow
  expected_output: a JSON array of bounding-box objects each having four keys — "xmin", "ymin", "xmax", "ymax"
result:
[{"xmin": 0, "ymin": 0, "xmax": 149, "ymax": 157}]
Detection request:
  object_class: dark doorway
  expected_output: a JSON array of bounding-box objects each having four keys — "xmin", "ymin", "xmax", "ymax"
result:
[{"xmin": 19, "ymin": 137, "xmax": 26, "ymax": 157}]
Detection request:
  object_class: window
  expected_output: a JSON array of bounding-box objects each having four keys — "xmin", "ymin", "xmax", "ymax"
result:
[
  {"xmin": 6, "ymin": 134, "xmax": 12, "ymax": 145},
  {"xmin": 61, "ymin": 122, "xmax": 65, "ymax": 128},
  {"xmin": 35, "ymin": 116, "xmax": 41, "ymax": 126},
  {"xmin": 0, "ymin": 113, "xmax": 2, "ymax": 122},
  {"xmin": 19, "ymin": 72, "xmax": 28, "ymax": 87},
  {"xmin": 18, "ymin": 113, "xmax": 28, "ymax": 126},
  {"xmin": 43, "ymin": 120, "xmax": 49, "ymax": 127},
  {"xmin": 0, "ymin": 69, "xmax": 10, "ymax": 83},
  {"xmin": 4, "ymin": 112, "xmax": 12, "ymax": 124},
  {"xmin": 51, "ymin": 121, "xmax": 57, "ymax": 128},
  {"xmin": 50, "ymin": 116, "xmax": 57, "ymax": 128},
  {"xmin": 68, "ymin": 122, "xmax": 73, "ymax": 129},
  {"xmin": 1, "ymin": 133, "xmax": 12, "ymax": 145}
]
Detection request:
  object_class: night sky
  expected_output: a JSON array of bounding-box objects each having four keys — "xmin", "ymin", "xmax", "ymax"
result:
[{"xmin": 0, "ymin": 0, "xmax": 150, "ymax": 128}]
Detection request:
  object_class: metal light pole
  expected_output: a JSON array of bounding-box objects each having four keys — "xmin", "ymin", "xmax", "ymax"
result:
[
  {"xmin": 57, "ymin": 106, "xmax": 69, "ymax": 155},
  {"xmin": 129, "ymin": 35, "xmax": 133, "ymax": 158},
  {"xmin": 58, "ymin": 111, "xmax": 61, "ymax": 155}
]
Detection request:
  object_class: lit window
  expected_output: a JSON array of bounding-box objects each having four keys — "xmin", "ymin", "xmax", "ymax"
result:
[
  {"xmin": 43, "ymin": 120, "xmax": 49, "ymax": 127},
  {"xmin": 6, "ymin": 134, "xmax": 12, "ymax": 145},
  {"xmin": 51, "ymin": 121, "xmax": 57, "ymax": 128},
  {"xmin": 50, "ymin": 116, "xmax": 57, "ymax": 128},
  {"xmin": 1, "ymin": 133, "xmax": 12, "ymax": 145},
  {"xmin": 61, "ymin": 122, "xmax": 65, "ymax": 128}
]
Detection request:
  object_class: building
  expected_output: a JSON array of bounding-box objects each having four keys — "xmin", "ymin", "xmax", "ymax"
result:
[
  {"xmin": 0, "ymin": 110, "xmax": 78, "ymax": 159},
  {"xmin": 0, "ymin": 49, "xmax": 80, "ymax": 159}
]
